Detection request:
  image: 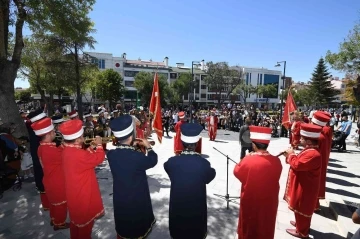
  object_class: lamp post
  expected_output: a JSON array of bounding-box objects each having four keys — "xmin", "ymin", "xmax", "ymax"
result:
[
  {"xmin": 275, "ymin": 61, "xmax": 286, "ymax": 137},
  {"xmin": 189, "ymin": 60, "xmax": 204, "ymax": 122}
]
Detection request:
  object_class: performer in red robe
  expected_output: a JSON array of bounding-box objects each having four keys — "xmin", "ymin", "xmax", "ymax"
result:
[
  {"xmin": 311, "ymin": 111, "xmax": 331, "ymax": 211},
  {"xmin": 174, "ymin": 111, "xmax": 186, "ymax": 155},
  {"xmin": 31, "ymin": 118, "xmax": 68, "ymax": 230},
  {"xmin": 59, "ymin": 120, "xmax": 105, "ymax": 239},
  {"xmin": 234, "ymin": 126, "xmax": 282, "ymax": 239},
  {"xmin": 283, "ymin": 123, "xmax": 322, "ymax": 238},
  {"xmin": 290, "ymin": 112, "xmax": 301, "ymax": 149},
  {"xmin": 206, "ymin": 111, "xmax": 218, "ymax": 141}
]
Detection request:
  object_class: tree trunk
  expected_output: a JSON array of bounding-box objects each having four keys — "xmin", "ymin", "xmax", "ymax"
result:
[
  {"xmin": 74, "ymin": 44, "xmax": 83, "ymax": 119},
  {"xmin": 58, "ymin": 88, "xmax": 62, "ymax": 107},
  {"xmin": 0, "ymin": 62, "xmax": 27, "ymax": 138}
]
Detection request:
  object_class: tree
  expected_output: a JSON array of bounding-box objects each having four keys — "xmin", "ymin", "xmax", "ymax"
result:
[
  {"xmin": 169, "ymin": 72, "xmax": 192, "ymax": 105},
  {"xmin": 0, "ymin": 0, "xmax": 95, "ymax": 137},
  {"xmin": 204, "ymin": 62, "xmax": 244, "ymax": 106},
  {"xmin": 15, "ymin": 89, "xmax": 32, "ymax": 102},
  {"xmin": 134, "ymin": 72, "xmax": 169, "ymax": 106},
  {"xmin": 294, "ymin": 88, "xmax": 314, "ymax": 106},
  {"xmin": 342, "ymin": 74, "xmax": 360, "ymax": 106},
  {"xmin": 95, "ymin": 69, "xmax": 125, "ymax": 109},
  {"xmin": 326, "ymin": 22, "xmax": 360, "ymax": 74},
  {"xmin": 308, "ymin": 58, "xmax": 339, "ymax": 106},
  {"xmin": 256, "ymin": 84, "xmax": 278, "ymax": 108},
  {"xmin": 232, "ymin": 83, "xmax": 257, "ymax": 104},
  {"xmin": 326, "ymin": 21, "xmax": 360, "ymax": 104},
  {"xmin": 32, "ymin": 0, "xmax": 97, "ymax": 118}
]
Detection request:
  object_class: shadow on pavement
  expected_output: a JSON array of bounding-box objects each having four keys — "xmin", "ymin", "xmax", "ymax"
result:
[
  {"xmin": 309, "ymin": 229, "xmax": 346, "ymax": 239},
  {"xmin": 329, "ymin": 158, "xmax": 343, "ymax": 163},
  {"xmin": 314, "ymin": 205, "xmax": 337, "ymax": 221},
  {"xmin": 214, "ymin": 140, "xmax": 229, "ymax": 143},
  {"xmin": 326, "ymin": 176, "xmax": 360, "ymax": 187},
  {"xmin": 327, "ymin": 169, "xmax": 360, "ymax": 178},
  {"xmin": 328, "ymin": 162, "xmax": 347, "ymax": 169},
  {"xmin": 326, "ymin": 187, "xmax": 360, "ymax": 200}
]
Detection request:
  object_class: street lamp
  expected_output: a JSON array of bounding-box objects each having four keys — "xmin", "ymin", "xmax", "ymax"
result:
[
  {"xmin": 275, "ymin": 61, "xmax": 286, "ymax": 137},
  {"xmin": 189, "ymin": 60, "xmax": 204, "ymax": 122}
]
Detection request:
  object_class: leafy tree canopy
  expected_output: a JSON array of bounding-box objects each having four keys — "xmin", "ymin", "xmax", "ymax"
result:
[
  {"xmin": 134, "ymin": 72, "xmax": 169, "ymax": 106},
  {"xmin": 95, "ymin": 69, "xmax": 125, "ymax": 108}
]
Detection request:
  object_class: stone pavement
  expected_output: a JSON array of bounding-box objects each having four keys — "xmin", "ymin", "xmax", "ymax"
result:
[{"xmin": 0, "ymin": 123, "xmax": 359, "ymax": 239}]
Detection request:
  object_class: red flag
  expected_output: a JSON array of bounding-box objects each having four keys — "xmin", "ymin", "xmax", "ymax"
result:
[
  {"xmin": 149, "ymin": 73, "xmax": 163, "ymax": 143},
  {"xmin": 282, "ymin": 90, "xmax": 297, "ymax": 129}
]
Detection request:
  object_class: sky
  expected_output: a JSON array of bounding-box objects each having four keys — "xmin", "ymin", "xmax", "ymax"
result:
[{"xmin": 15, "ymin": 0, "xmax": 360, "ymax": 88}]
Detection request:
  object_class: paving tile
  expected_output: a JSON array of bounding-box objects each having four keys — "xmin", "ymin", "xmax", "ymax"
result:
[{"xmin": 2, "ymin": 128, "xmax": 357, "ymax": 238}]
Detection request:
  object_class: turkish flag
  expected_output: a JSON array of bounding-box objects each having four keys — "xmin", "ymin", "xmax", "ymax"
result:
[
  {"xmin": 282, "ymin": 90, "xmax": 297, "ymax": 129},
  {"xmin": 149, "ymin": 73, "xmax": 163, "ymax": 143}
]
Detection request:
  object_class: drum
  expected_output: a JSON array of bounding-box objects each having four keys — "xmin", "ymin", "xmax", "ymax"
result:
[{"xmin": 195, "ymin": 137, "xmax": 202, "ymax": 154}]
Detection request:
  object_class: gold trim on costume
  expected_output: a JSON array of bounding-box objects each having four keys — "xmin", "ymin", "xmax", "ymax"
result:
[
  {"xmin": 117, "ymin": 218, "xmax": 156, "ymax": 239},
  {"xmin": 63, "ymin": 143, "xmax": 82, "ymax": 149},
  {"xmin": 40, "ymin": 142, "xmax": 57, "ymax": 146},
  {"xmin": 52, "ymin": 200, "xmax": 67, "ymax": 206},
  {"xmin": 72, "ymin": 209, "xmax": 105, "ymax": 228},
  {"xmin": 288, "ymin": 205, "xmax": 312, "ymax": 218}
]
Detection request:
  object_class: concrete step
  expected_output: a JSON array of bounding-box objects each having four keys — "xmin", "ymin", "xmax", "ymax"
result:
[{"xmin": 327, "ymin": 199, "xmax": 359, "ymax": 238}]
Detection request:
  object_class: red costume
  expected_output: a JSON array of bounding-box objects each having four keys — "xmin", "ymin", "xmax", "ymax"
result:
[
  {"xmin": 59, "ymin": 120, "xmax": 105, "ymax": 239},
  {"xmin": 291, "ymin": 120, "xmax": 301, "ymax": 148},
  {"xmin": 31, "ymin": 118, "xmax": 68, "ymax": 230},
  {"xmin": 206, "ymin": 113, "xmax": 218, "ymax": 141},
  {"xmin": 284, "ymin": 124, "xmax": 322, "ymax": 238},
  {"xmin": 174, "ymin": 112, "xmax": 186, "ymax": 155},
  {"xmin": 311, "ymin": 112, "xmax": 331, "ymax": 210},
  {"xmin": 234, "ymin": 126, "xmax": 282, "ymax": 239}
]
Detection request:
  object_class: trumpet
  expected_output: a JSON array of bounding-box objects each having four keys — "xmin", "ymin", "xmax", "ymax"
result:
[{"xmin": 84, "ymin": 137, "xmax": 113, "ymax": 145}]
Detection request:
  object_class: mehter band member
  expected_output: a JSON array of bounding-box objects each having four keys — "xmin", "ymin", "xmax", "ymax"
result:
[
  {"xmin": 59, "ymin": 120, "xmax": 105, "ymax": 239},
  {"xmin": 31, "ymin": 117, "xmax": 69, "ymax": 230},
  {"xmin": 206, "ymin": 110, "xmax": 218, "ymax": 141},
  {"xmin": 108, "ymin": 114, "xmax": 158, "ymax": 239},
  {"xmin": 311, "ymin": 111, "xmax": 331, "ymax": 211},
  {"xmin": 164, "ymin": 123, "xmax": 216, "ymax": 239},
  {"xmin": 173, "ymin": 111, "xmax": 186, "ymax": 155},
  {"xmin": 26, "ymin": 109, "xmax": 49, "ymax": 210},
  {"xmin": 234, "ymin": 126, "xmax": 282, "ymax": 239},
  {"xmin": 283, "ymin": 123, "xmax": 322, "ymax": 238},
  {"xmin": 68, "ymin": 110, "xmax": 79, "ymax": 120}
]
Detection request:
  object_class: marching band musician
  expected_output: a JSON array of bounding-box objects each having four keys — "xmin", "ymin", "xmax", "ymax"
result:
[
  {"xmin": 234, "ymin": 126, "xmax": 282, "ymax": 239},
  {"xmin": 83, "ymin": 112, "xmax": 96, "ymax": 138},
  {"xmin": 283, "ymin": 123, "xmax": 322, "ymax": 238},
  {"xmin": 52, "ymin": 115, "xmax": 64, "ymax": 146},
  {"xmin": 31, "ymin": 118, "xmax": 69, "ymax": 230},
  {"xmin": 26, "ymin": 109, "xmax": 50, "ymax": 211},
  {"xmin": 107, "ymin": 115, "xmax": 158, "ymax": 239},
  {"xmin": 206, "ymin": 110, "xmax": 218, "ymax": 141},
  {"xmin": 59, "ymin": 120, "xmax": 105, "ymax": 239},
  {"xmin": 164, "ymin": 123, "xmax": 216, "ymax": 239},
  {"xmin": 68, "ymin": 110, "xmax": 79, "ymax": 120},
  {"xmin": 311, "ymin": 111, "xmax": 331, "ymax": 211},
  {"xmin": 173, "ymin": 111, "xmax": 186, "ymax": 155},
  {"xmin": 96, "ymin": 108, "xmax": 108, "ymax": 137},
  {"xmin": 290, "ymin": 111, "xmax": 301, "ymax": 149}
]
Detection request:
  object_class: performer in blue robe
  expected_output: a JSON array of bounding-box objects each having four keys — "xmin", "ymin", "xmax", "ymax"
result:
[
  {"xmin": 164, "ymin": 123, "xmax": 216, "ymax": 239},
  {"xmin": 108, "ymin": 115, "xmax": 158, "ymax": 239}
]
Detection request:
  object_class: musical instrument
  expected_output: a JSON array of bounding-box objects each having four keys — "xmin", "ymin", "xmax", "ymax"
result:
[
  {"xmin": 84, "ymin": 137, "xmax": 112, "ymax": 146},
  {"xmin": 276, "ymin": 151, "xmax": 286, "ymax": 157},
  {"xmin": 132, "ymin": 138, "xmax": 156, "ymax": 154}
]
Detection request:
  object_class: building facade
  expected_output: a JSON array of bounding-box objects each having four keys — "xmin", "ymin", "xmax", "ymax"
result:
[{"xmin": 84, "ymin": 52, "xmax": 283, "ymax": 107}]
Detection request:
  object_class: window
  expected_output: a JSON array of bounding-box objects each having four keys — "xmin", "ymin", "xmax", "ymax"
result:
[
  {"xmin": 124, "ymin": 81, "xmax": 134, "ymax": 87},
  {"xmin": 201, "ymin": 94, "xmax": 206, "ymax": 98},
  {"xmin": 124, "ymin": 71, "xmax": 138, "ymax": 77},
  {"xmin": 201, "ymin": 85, "xmax": 207, "ymax": 89},
  {"xmin": 170, "ymin": 73, "xmax": 177, "ymax": 79},
  {"xmin": 98, "ymin": 59, "xmax": 105, "ymax": 69},
  {"xmin": 263, "ymin": 74, "xmax": 280, "ymax": 98}
]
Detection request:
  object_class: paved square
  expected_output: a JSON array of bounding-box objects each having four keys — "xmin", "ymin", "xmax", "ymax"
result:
[{"xmin": 0, "ymin": 125, "xmax": 359, "ymax": 238}]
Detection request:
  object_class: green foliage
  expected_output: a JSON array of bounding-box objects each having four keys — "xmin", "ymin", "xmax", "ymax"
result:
[
  {"xmin": 256, "ymin": 84, "xmax": 278, "ymax": 99},
  {"xmin": 204, "ymin": 62, "xmax": 244, "ymax": 105},
  {"xmin": 309, "ymin": 58, "xmax": 339, "ymax": 106},
  {"xmin": 325, "ymin": 23, "xmax": 360, "ymax": 73},
  {"xmin": 171, "ymin": 72, "xmax": 192, "ymax": 99},
  {"xmin": 232, "ymin": 83, "xmax": 257, "ymax": 103},
  {"xmin": 15, "ymin": 89, "xmax": 32, "ymax": 102},
  {"xmin": 133, "ymin": 72, "xmax": 169, "ymax": 106},
  {"xmin": 95, "ymin": 69, "xmax": 125, "ymax": 108}
]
